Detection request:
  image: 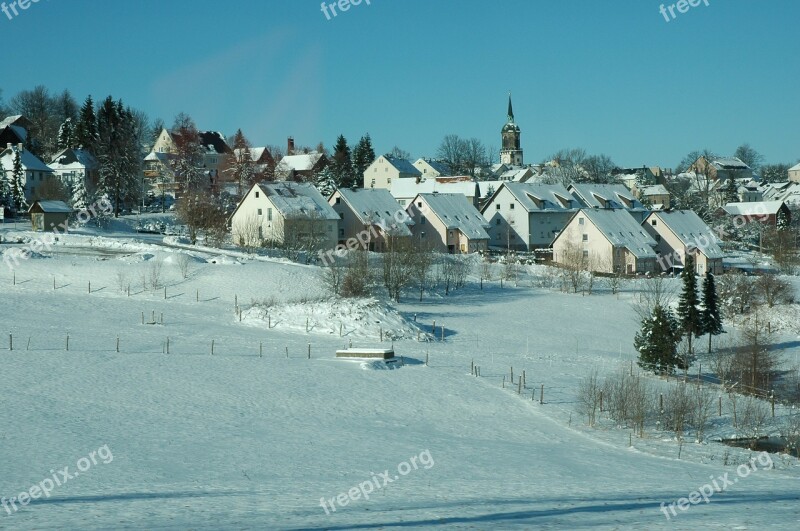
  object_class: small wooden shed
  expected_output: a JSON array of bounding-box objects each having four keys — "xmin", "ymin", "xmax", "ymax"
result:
[{"xmin": 27, "ymin": 200, "xmax": 73, "ymax": 232}]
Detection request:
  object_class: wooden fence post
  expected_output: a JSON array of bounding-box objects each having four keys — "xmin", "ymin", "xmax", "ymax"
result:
[{"xmin": 540, "ymin": 384, "xmax": 544, "ymax": 404}]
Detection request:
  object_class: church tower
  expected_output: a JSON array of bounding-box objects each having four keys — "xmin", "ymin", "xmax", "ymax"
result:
[{"xmin": 500, "ymin": 95, "xmax": 523, "ymax": 166}]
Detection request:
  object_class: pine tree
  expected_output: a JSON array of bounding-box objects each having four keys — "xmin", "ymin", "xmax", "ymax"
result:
[
  {"xmin": 635, "ymin": 304, "xmax": 682, "ymax": 375},
  {"xmin": 75, "ymin": 96, "xmax": 98, "ymax": 154},
  {"xmin": 700, "ymin": 271, "xmax": 723, "ymax": 354},
  {"xmin": 70, "ymin": 174, "xmax": 88, "ymax": 211},
  {"xmin": 11, "ymin": 150, "xmax": 27, "ymax": 211},
  {"xmin": 676, "ymin": 254, "xmax": 703, "ymax": 360},
  {"xmin": 776, "ymin": 209, "xmax": 790, "ymax": 231},
  {"xmin": 331, "ymin": 135, "xmax": 355, "ymax": 188},
  {"xmin": 352, "ymin": 133, "xmax": 376, "ymax": 185},
  {"xmin": 314, "ymin": 167, "xmax": 337, "ymax": 198},
  {"xmin": 57, "ymin": 117, "xmax": 77, "ymax": 150},
  {"xmin": 0, "ymin": 159, "xmax": 9, "ymax": 207}
]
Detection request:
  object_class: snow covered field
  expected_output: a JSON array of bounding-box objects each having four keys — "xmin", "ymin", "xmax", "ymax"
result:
[{"xmin": 1, "ymin": 222, "xmax": 799, "ymax": 530}]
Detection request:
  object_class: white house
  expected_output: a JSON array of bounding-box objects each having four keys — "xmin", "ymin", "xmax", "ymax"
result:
[
  {"xmin": 363, "ymin": 155, "xmax": 421, "ymax": 189},
  {"xmin": 391, "ymin": 178, "xmax": 479, "ymax": 208},
  {"xmin": 329, "ymin": 187, "xmax": 412, "ymax": 251},
  {"xmin": 229, "ymin": 181, "xmax": 339, "ymax": 250},
  {"xmin": 0, "ymin": 144, "xmax": 55, "ymax": 202},
  {"xmin": 481, "ymin": 182, "xmax": 577, "ymax": 251},
  {"xmin": 553, "ymin": 208, "xmax": 658, "ymax": 274},
  {"xmin": 642, "ymin": 210, "xmax": 724, "ymax": 275},
  {"xmin": 568, "ymin": 183, "xmax": 649, "ymax": 222},
  {"xmin": 406, "ymin": 192, "xmax": 490, "ymax": 254},
  {"xmin": 788, "ymin": 163, "xmax": 800, "ymax": 183},
  {"xmin": 413, "ymin": 158, "xmax": 451, "ymax": 177},
  {"xmin": 49, "ymin": 148, "xmax": 98, "ymax": 190}
]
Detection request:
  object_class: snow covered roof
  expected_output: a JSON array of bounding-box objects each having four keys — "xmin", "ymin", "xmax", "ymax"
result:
[
  {"xmin": 760, "ymin": 182, "xmax": 800, "ymax": 205},
  {"xmin": 713, "ymin": 157, "xmax": 750, "ymax": 170},
  {"xmin": 0, "ymin": 115, "xmax": 29, "ymax": 130},
  {"xmin": 0, "ymin": 146, "xmax": 54, "ymax": 172},
  {"xmin": 499, "ymin": 168, "xmax": 532, "ymax": 181},
  {"xmin": 414, "ymin": 158, "xmax": 452, "ymax": 176},
  {"xmin": 144, "ymin": 151, "xmax": 170, "ymax": 162},
  {"xmin": 722, "ymin": 201, "xmax": 786, "ymax": 217},
  {"xmin": 645, "ymin": 210, "xmax": 724, "ymax": 259},
  {"xmin": 415, "ymin": 193, "xmax": 490, "ymax": 240},
  {"xmin": 335, "ymin": 188, "xmax": 412, "ymax": 236},
  {"xmin": 28, "ymin": 200, "xmax": 73, "ymax": 213},
  {"xmin": 580, "ymin": 209, "xmax": 657, "ymax": 259},
  {"xmin": 569, "ymin": 183, "xmax": 646, "ymax": 211},
  {"xmin": 489, "ymin": 182, "xmax": 576, "ymax": 213},
  {"xmin": 197, "ymin": 131, "xmax": 230, "ymax": 154},
  {"xmin": 279, "ymin": 152, "xmax": 324, "ymax": 172},
  {"xmin": 640, "ymin": 184, "xmax": 669, "ymax": 196},
  {"xmin": 391, "ymin": 178, "xmax": 478, "ymax": 200},
  {"xmin": 257, "ymin": 181, "xmax": 339, "ymax": 221},
  {"xmin": 49, "ymin": 148, "xmax": 98, "ymax": 170},
  {"xmin": 789, "ymin": 163, "xmax": 800, "ymax": 172}
]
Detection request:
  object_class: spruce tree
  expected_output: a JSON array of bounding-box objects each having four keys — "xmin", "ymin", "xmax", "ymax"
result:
[
  {"xmin": 635, "ymin": 304, "xmax": 682, "ymax": 375},
  {"xmin": 70, "ymin": 174, "xmax": 88, "ymax": 211},
  {"xmin": 352, "ymin": 133, "xmax": 376, "ymax": 184},
  {"xmin": 0, "ymin": 159, "xmax": 9, "ymax": 208},
  {"xmin": 701, "ymin": 271, "xmax": 723, "ymax": 354},
  {"xmin": 314, "ymin": 167, "xmax": 337, "ymax": 198},
  {"xmin": 11, "ymin": 150, "xmax": 27, "ymax": 211},
  {"xmin": 75, "ymin": 96, "xmax": 98, "ymax": 154},
  {"xmin": 331, "ymin": 135, "xmax": 355, "ymax": 188},
  {"xmin": 57, "ymin": 117, "xmax": 76, "ymax": 150},
  {"xmin": 676, "ymin": 254, "xmax": 703, "ymax": 360}
]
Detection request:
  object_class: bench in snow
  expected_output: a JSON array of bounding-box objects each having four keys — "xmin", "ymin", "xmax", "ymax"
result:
[{"xmin": 335, "ymin": 348, "xmax": 395, "ymax": 360}]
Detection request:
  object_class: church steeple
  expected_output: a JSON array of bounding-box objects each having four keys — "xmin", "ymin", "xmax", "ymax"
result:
[{"xmin": 500, "ymin": 93, "xmax": 523, "ymax": 166}]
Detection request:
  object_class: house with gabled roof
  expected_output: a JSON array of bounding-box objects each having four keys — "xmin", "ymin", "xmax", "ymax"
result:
[
  {"xmin": 0, "ymin": 115, "xmax": 31, "ymax": 146},
  {"xmin": 568, "ymin": 183, "xmax": 649, "ymax": 222},
  {"xmin": 720, "ymin": 201, "xmax": 791, "ymax": 227},
  {"xmin": 233, "ymin": 147, "xmax": 276, "ymax": 183},
  {"xmin": 364, "ymin": 155, "xmax": 422, "ymax": 189},
  {"xmin": 49, "ymin": 148, "xmax": 99, "ymax": 191},
  {"xmin": 0, "ymin": 144, "xmax": 55, "ymax": 202},
  {"xmin": 788, "ymin": 163, "xmax": 800, "ymax": 183},
  {"xmin": 413, "ymin": 158, "xmax": 452, "ymax": 178},
  {"xmin": 553, "ymin": 208, "xmax": 658, "ymax": 274},
  {"xmin": 150, "ymin": 127, "xmax": 232, "ymax": 190},
  {"xmin": 391, "ymin": 177, "xmax": 479, "ymax": 208},
  {"xmin": 643, "ymin": 210, "xmax": 724, "ymax": 275},
  {"xmin": 406, "ymin": 192, "xmax": 490, "ymax": 254},
  {"xmin": 688, "ymin": 156, "xmax": 753, "ymax": 182},
  {"xmin": 275, "ymin": 151, "xmax": 328, "ymax": 181},
  {"xmin": 329, "ymin": 187, "xmax": 412, "ymax": 252},
  {"xmin": 481, "ymin": 182, "xmax": 577, "ymax": 251},
  {"xmin": 28, "ymin": 200, "xmax": 73, "ymax": 232},
  {"xmin": 229, "ymin": 181, "xmax": 339, "ymax": 250}
]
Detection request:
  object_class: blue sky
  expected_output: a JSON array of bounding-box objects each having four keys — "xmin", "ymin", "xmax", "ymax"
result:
[{"xmin": 4, "ymin": 0, "xmax": 799, "ymax": 168}]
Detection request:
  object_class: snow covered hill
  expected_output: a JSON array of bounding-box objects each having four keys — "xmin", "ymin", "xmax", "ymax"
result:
[{"xmin": 1, "ymin": 226, "xmax": 799, "ymax": 529}]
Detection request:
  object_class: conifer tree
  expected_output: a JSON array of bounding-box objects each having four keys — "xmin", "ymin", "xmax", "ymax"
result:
[
  {"xmin": 352, "ymin": 133, "xmax": 376, "ymax": 185},
  {"xmin": 75, "ymin": 96, "xmax": 98, "ymax": 153},
  {"xmin": 635, "ymin": 304, "xmax": 682, "ymax": 375},
  {"xmin": 0, "ymin": 159, "xmax": 10, "ymax": 207},
  {"xmin": 676, "ymin": 254, "xmax": 703, "ymax": 360},
  {"xmin": 70, "ymin": 174, "xmax": 88, "ymax": 211},
  {"xmin": 331, "ymin": 135, "xmax": 355, "ymax": 188},
  {"xmin": 700, "ymin": 271, "xmax": 723, "ymax": 354},
  {"xmin": 57, "ymin": 117, "xmax": 77, "ymax": 150},
  {"xmin": 11, "ymin": 150, "xmax": 27, "ymax": 210},
  {"xmin": 314, "ymin": 166, "xmax": 337, "ymax": 198}
]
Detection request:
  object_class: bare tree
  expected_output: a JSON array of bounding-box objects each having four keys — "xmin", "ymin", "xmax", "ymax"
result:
[
  {"xmin": 577, "ymin": 369, "xmax": 603, "ymax": 426},
  {"xmin": 753, "ymin": 273, "xmax": 794, "ymax": 308}
]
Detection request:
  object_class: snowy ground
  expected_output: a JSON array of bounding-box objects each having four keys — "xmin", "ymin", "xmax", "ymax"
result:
[{"xmin": 1, "ymin": 220, "xmax": 799, "ymax": 530}]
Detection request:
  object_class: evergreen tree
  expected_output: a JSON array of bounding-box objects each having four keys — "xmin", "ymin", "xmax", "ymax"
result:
[
  {"xmin": 57, "ymin": 117, "xmax": 77, "ymax": 150},
  {"xmin": 635, "ymin": 304, "xmax": 683, "ymax": 375},
  {"xmin": 0, "ymin": 159, "xmax": 9, "ymax": 207},
  {"xmin": 700, "ymin": 271, "xmax": 723, "ymax": 354},
  {"xmin": 352, "ymin": 133, "xmax": 376, "ymax": 184},
  {"xmin": 75, "ymin": 96, "xmax": 98, "ymax": 153},
  {"xmin": 725, "ymin": 174, "xmax": 738, "ymax": 204},
  {"xmin": 70, "ymin": 174, "xmax": 88, "ymax": 211},
  {"xmin": 776, "ymin": 208, "xmax": 790, "ymax": 231},
  {"xmin": 314, "ymin": 166, "xmax": 337, "ymax": 198},
  {"xmin": 676, "ymin": 254, "xmax": 703, "ymax": 359},
  {"xmin": 11, "ymin": 150, "xmax": 27, "ymax": 211},
  {"xmin": 331, "ymin": 135, "xmax": 355, "ymax": 188}
]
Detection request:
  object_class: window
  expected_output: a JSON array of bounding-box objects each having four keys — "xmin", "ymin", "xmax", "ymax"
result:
[
  {"xmin": 257, "ymin": 208, "xmax": 262, "ymax": 216},
  {"xmin": 387, "ymin": 178, "xmax": 392, "ymax": 184},
  {"xmin": 339, "ymin": 228, "xmax": 344, "ymax": 237},
  {"xmin": 267, "ymin": 208, "xmax": 272, "ymax": 221},
  {"xmin": 510, "ymin": 203, "xmax": 514, "ymax": 209},
  {"xmin": 583, "ymin": 250, "xmax": 589, "ymax": 258},
  {"xmin": 651, "ymin": 219, "xmax": 657, "ymax": 226},
  {"xmin": 655, "ymin": 234, "xmax": 661, "ymax": 242},
  {"xmin": 582, "ymin": 234, "xmax": 588, "ymax": 241},
  {"xmin": 255, "ymin": 191, "xmax": 260, "ymax": 198},
  {"xmin": 335, "ymin": 197, "xmax": 341, "ymax": 204},
  {"xmin": 421, "ymin": 216, "xmax": 426, "ymax": 225},
  {"xmin": 578, "ymin": 217, "xmax": 584, "ymax": 225},
  {"xmin": 417, "ymin": 202, "xmax": 422, "ymax": 207},
  {"xmin": 496, "ymin": 204, "xmax": 500, "ymax": 210},
  {"xmin": 496, "ymin": 218, "xmax": 501, "ymax": 225},
  {"xmin": 371, "ymin": 179, "xmax": 376, "ymax": 186},
  {"xmin": 420, "ymin": 231, "xmax": 426, "ymax": 239}
]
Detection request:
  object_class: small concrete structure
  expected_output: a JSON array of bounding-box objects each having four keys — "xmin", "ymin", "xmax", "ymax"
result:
[{"xmin": 336, "ymin": 348, "xmax": 395, "ymax": 360}]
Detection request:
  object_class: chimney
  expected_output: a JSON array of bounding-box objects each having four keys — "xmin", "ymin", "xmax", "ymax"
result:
[
  {"xmin": 287, "ymin": 136, "xmax": 295, "ymax": 155},
  {"xmin": 6, "ymin": 143, "xmax": 11, "ymax": 150},
  {"xmin": 17, "ymin": 143, "xmax": 23, "ymax": 152}
]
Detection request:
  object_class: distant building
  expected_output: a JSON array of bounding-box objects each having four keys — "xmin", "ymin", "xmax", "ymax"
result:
[
  {"xmin": 328, "ymin": 187, "xmax": 412, "ymax": 251},
  {"xmin": 481, "ymin": 182, "xmax": 577, "ymax": 251},
  {"xmin": 568, "ymin": 183, "xmax": 649, "ymax": 222},
  {"xmin": 391, "ymin": 178, "xmax": 479, "ymax": 208},
  {"xmin": 788, "ymin": 162, "xmax": 800, "ymax": 183},
  {"xmin": 363, "ymin": 155, "xmax": 421, "ymax": 189},
  {"xmin": 643, "ymin": 210, "xmax": 724, "ymax": 275},
  {"xmin": 688, "ymin": 156, "xmax": 753, "ymax": 182},
  {"xmin": 49, "ymin": 148, "xmax": 99, "ymax": 191},
  {"xmin": 413, "ymin": 158, "xmax": 452, "ymax": 177},
  {"xmin": 229, "ymin": 181, "xmax": 339, "ymax": 250},
  {"xmin": 276, "ymin": 151, "xmax": 328, "ymax": 182},
  {"xmin": 406, "ymin": 192, "xmax": 490, "ymax": 254},
  {"xmin": 500, "ymin": 95, "xmax": 523, "ymax": 166},
  {"xmin": 553, "ymin": 209, "xmax": 658, "ymax": 274},
  {"xmin": 28, "ymin": 200, "xmax": 73, "ymax": 232},
  {"xmin": 720, "ymin": 201, "xmax": 791, "ymax": 227},
  {"xmin": 0, "ymin": 115, "xmax": 30, "ymax": 146},
  {"xmin": 0, "ymin": 144, "xmax": 55, "ymax": 202}
]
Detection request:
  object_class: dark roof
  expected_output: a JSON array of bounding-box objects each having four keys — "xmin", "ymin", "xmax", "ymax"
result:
[
  {"xmin": 28, "ymin": 200, "xmax": 73, "ymax": 214},
  {"xmin": 198, "ymin": 131, "xmax": 232, "ymax": 154}
]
